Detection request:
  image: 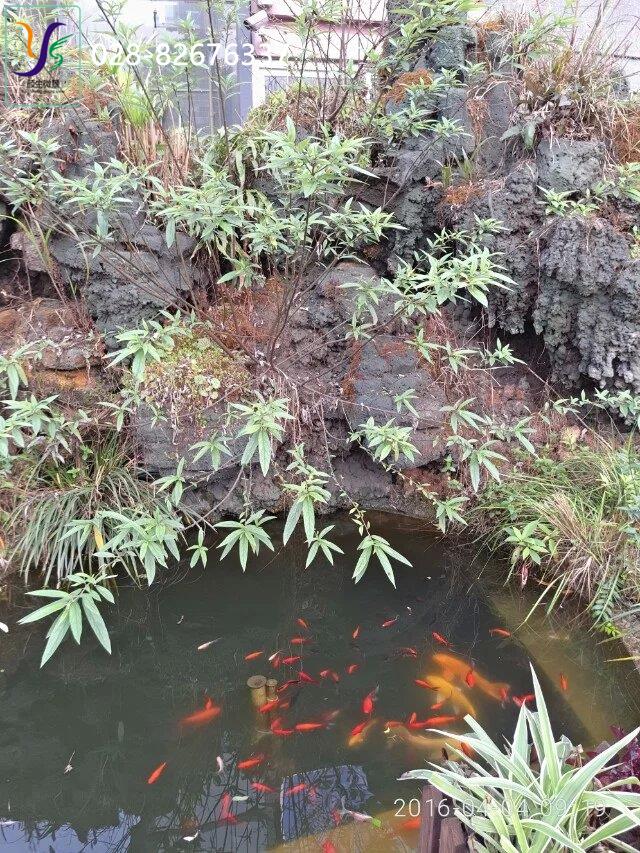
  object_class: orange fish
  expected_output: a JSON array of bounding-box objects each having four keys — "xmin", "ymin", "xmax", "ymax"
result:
[
  {"xmin": 297, "ymin": 618, "xmax": 309, "ymax": 630},
  {"xmin": 432, "ymin": 632, "xmax": 451, "ymax": 647},
  {"xmin": 273, "ymin": 724, "xmax": 295, "ymax": 736},
  {"xmin": 281, "ymin": 656, "xmax": 301, "ymax": 665},
  {"xmin": 352, "ymin": 626, "xmax": 360, "ymax": 640},
  {"xmin": 432, "ymin": 653, "xmax": 509, "ymax": 702},
  {"xmin": 259, "ymin": 699, "xmax": 279, "ymax": 713},
  {"xmin": 322, "ymin": 841, "xmax": 337, "ymax": 853},
  {"xmin": 271, "ymin": 654, "xmax": 282, "ymax": 668},
  {"xmin": 559, "ymin": 673, "xmax": 568, "ymax": 691},
  {"xmin": 381, "ymin": 617, "xmax": 398, "ymax": 628},
  {"xmin": 401, "ymin": 817, "xmax": 421, "ymax": 831},
  {"xmin": 513, "ymin": 693, "xmax": 535, "ymax": 707},
  {"xmin": 147, "ymin": 761, "xmax": 167, "ymax": 784},
  {"xmin": 252, "ymin": 782, "xmax": 275, "ymax": 793},
  {"xmin": 296, "ymin": 722, "xmax": 325, "ymax": 732},
  {"xmin": 385, "ymin": 719, "xmax": 403, "ymax": 728},
  {"xmin": 414, "ymin": 678, "xmax": 436, "ymax": 690},
  {"xmin": 346, "ymin": 664, "xmax": 359, "ymax": 675},
  {"xmin": 399, "ymin": 647, "xmax": 418, "ymax": 657},
  {"xmin": 319, "ymin": 669, "xmax": 330, "ymax": 678},
  {"xmin": 348, "ymin": 718, "xmax": 377, "ymax": 747},
  {"xmin": 425, "ymin": 715, "xmax": 458, "ymax": 726},
  {"xmin": 278, "ymin": 679, "xmax": 300, "ymax": 692},
  {"xmin": 489, "ymin": 628, "xmax": 511, "ymax": 638},
  {"xmin": 430, "ymin": 698, "xmax": 448, "ymax": 710},
  {"xmin": 329, "ymin": 671, "xmax": 340, "ymax": 683},
  {"xmin": 460, "ymin": 741, "xmax": 475, "ymax": 759},
  {"xmin": 181, "ymin": 698, "xmax": 221, "ymax": 726},
  {"xmin": 237, "ymin": 755, "xmax": 265, "ymax": 770},
  {"xmin": 350, "ymin": 721, "xmax": 367, "ymax": 737},
  {"xmin": 244, "ymin": 650, "xmax": 263, "ymax": 661},
  {"xmin": 220, "ymin": 792, "xmax": 237, "ymax": 823},
  {"xmin": 290, "ymin": 637, "xmax": 310, "ymax": 645},
  {"xmin": 299, "ymin": 671, "xmax": 318, "ymax": 684},
  {"xmin": 284, "ymin": 783, "xmax": 307, "ymax": 795},
  {"xmin": 465, "ymin": 669, "xmax": 476, "ymax": 688},
  {"xmin": 499, "ymin": 687, "xmax": 509, "ymax": 702}
]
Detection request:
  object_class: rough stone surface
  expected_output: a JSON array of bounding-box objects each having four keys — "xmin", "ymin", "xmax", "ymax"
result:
[{"xmin": 535, "ymin": 138, "xmax": 606, "ymax": 194}]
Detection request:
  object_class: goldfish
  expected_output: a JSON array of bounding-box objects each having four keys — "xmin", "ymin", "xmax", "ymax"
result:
[
  {"xmin": 424, "ymin": 715, "xmax": 459, "ymax": 726},
  {"xmin": 281, "ymin": 656, "xmax": 301, "ymax": 665},
  {"xmin": 432, "ymin": 631, "xmax": 451, "ymax": 647},
  {"xmin": 499, "ymin": 687, "xmax": 509, "ymax": 702},
  {"xmin": 259, "ymin": 699, "xmax": 280, "ymax": 713},
  {"xmin": 350, "ymin": 721, "xmax": 367, "ymax": 737},
  {"xmin": 346, "ymin": 664, "xmax": 359, "ymax": 675},
  {"xmin": 432, "ymin": 653, "xmax": 509, "ymax": 702},
  {"xmin": 181, "ymin": 698, "xmax": 222, "ymax": 726},
  {"xmin": 414, "ymin": 678, "xmax": 436, "ymax": 690},
  {"xmin": 268, "ymin": 650, "xmax": 281, "ymax": 661},
  {"xmin": 513, "ymin": 693, "xmax": 535, "ymax": 707},
  {"xmin": 147, "ymin": 761, "xmax": 167, "ymax": 784},
  {"xmin": 392, "ymin": 726, "xmax": 464, "ymax": 758},
  {"xmin": 237, "ymin": 755, "xmax": 265, "ymax": 770},
  {"xmin": 272, "ymin": 726, "xmax": 295, "ymax": 736},
  {"xmin": 220, "ymin": 792, "xmax": 236, "ymax": 823},
  {"xmin": 271, "ymin": 654, "xmax": 282, "ymax": 668},
  {"xmin": 560, "ymin": 673, "xmax": 568, "ymax": 691},
  {"xmin": 197, "ymin": 640, "xmax": 218, "ymax": 651},
  {"xmin": 216, "ymin": 756, "xmax": 224, "ymax": 773},
  {"xmin": 362, "ymin": 688, "xmax": 377, "ymax": 715},
  {"xmin": 339, "ymin": 797, "xmax": 372, "ymax": 822},
  {"xmin": 322, "ymin": 842, "xmax": 337, "ymax": 853},
  {"xmin": 251, "ymin": 782, "xmax": 275, "ymax": 793},
  {"xmin": 347, "ymin": 718, "xmax": 377, "ymax": 747},
  {"xmin": 319, "ymin": 669, "xmax": 330, "ymax": 678},
  {"xmin": 430, "ymin": 698, "xmax": 448, "ymax": 710},
  {"xmin": 400, "ymin": 817, "xmax": 421, "ymax": 831},
  {"xmin": 399, "ymin": 647, "xmax": 418, "ymax": 658},
  {"xmin": 489, "ymin": 628, "xmax": 511, "ymax": 638},
  {"xmin": 329, "ymin": 671, "xmax": 340, "ymax": 683},
  {"xmin": 384, "ymin": 720, "xmax": 403, "ymax": 729},
  {"xmin": 290, "ymin": 637, "xmax": 310, "ymax": 645},
  {"xmin": 284, "ymin": 783, "xmax": 307, "ymax": 795},
  {"xmin": 278, "ymin": 679, "xmax": 300, "ymax": 692},
  {"xmin": 465, "ymin": 669, "xmax": 476, "ymax": 688},
  {"xmin": 421, "ymin": 673, "xmax": 476, "ymax": 716},
  {"xmin": 297, "ymin": 618, "xmax": 310, "ymax": 630},
  {"xmin": 460, "ymin": 741, "xmax": 475, "ymax": 759},
  {"xmin": 296, "ymin": 722, "xmax": 325, "ymax": 732},
  {"xmin": 381, "ymin": 617, "xmax": 398, "ymax": 628},
  {"xmin": 244, "ymin": 650, "xmax": 263, "ymax": 660},
  {"xmin": 352, "ymin": 626, "xmax": 360, "ymax": 640},
  {"xmin": 299, "ymin": 671, "xmax": 318, "ymax": 684}
]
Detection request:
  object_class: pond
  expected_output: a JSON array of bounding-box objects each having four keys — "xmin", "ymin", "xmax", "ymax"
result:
[{"xmin": 1, "ymin": 513, "xmax": 639, "ymax": 852}]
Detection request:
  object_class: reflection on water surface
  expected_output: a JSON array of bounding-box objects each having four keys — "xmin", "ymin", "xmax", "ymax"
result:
[{"xmin": 1, "ymin": 514, "xmax": 639, "ymax": 851}]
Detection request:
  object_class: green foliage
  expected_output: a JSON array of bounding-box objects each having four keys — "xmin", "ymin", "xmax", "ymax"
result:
[
  {"xmin": 0, "ymin": 341, "xmax": 46, "ymax": 400},
  {"xmin": 233, "ymin": 394, "xmax": 292, "ymax": 476},
  {"xmin": 401, "ymin": 666, "xmax": 640, "ymax": 851},
  {"xmin": 541, "ymin": 187, "xmax": 599, "ymax": 217},
  {"xmin": 476, "ymin": 440, "xmax": 640, "ymax": 628},
  {"xmin": 352, "ymin": 417, "xmax": 418, "ymax": 464},
  {"xmin": 353, "ymin": 533, "xmax": 412, "ymax": 586},
  {"xmin": 215, "ymin": 509, "xmax": 275, "ymax": 571},
  {"xmin": 17, "ymin": 572, "xmax": 115, "ymax": 667},
  {"xmin": 282, "ymin": 446, "xmax": 331, "ymax": 544}
]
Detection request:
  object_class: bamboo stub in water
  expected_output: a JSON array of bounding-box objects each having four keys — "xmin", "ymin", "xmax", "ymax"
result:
[{"xmin": 247, "ymin": 675, "xmax": 267, "ymax": 707}]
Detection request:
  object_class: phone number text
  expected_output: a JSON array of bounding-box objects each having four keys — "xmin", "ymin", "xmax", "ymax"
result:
[{"xmin": 90, "ymin": 42, "xmax": 259, "ymax": 68}]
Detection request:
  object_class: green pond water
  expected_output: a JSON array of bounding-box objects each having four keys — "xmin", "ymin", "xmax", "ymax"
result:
[{"xmin": 0, "ymin": 513, "xmax": 639, "ymax": 852}]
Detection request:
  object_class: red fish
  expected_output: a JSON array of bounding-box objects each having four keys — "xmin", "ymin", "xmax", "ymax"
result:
[
  {"xmin": 401, "ymin": 817, "xmax": 421, "ymax": 831},
  {"xmin": 272, "ymin": 726, "xmax": 295, "ymax": 736},
  {"xmin": 237, "ymin": 755, "xmax": 265, "ymax": 770},
  {"xmin": 352, "ymin": 626, "xmax": 360, "ymax": 640},
  {"xmin": 460, "ymin": 741, "xmax": 475, "ymax": 759},
  {"xmin": 281, "ymin": 656, "xmax": 301, "ymax": 665},
  {"xmin": 329, "ymin": 671, "xmax": 340, "ymax": 683},
  {"xmin": 290, "ymin": 637, "xmax": 310, "ymax": 645},
  {"xmin": 278, "ymin": 679, "xmax": 300, "ymax": 692},
  {"xmin": 322, "ymin": 841, "xmax": 338, "ymax": 853},
  {"xmin": 284, "ymin": 783, "xmax": 307, "ymax": 795},
  {"xmin": 181, "ymin": 698, "xmax": 221, "ymax": 726},
  {"xmin": 430, "ymin": 698, "xmax": 447, "ymax": 710},
  {"xmin": 244, "ymin": 650, "xmax": 263, "ymax": 661},
  {"xmin": 414, "ymin": 679, "xmax": 436, "ymax": 690},
  {"xmin": 296, "ymin": 722, "xmax": 326, "ymax": 732},
  {"xmin": 270, "ymin": 716, "xmax": 283, "ymax": 731},
  {"xmin": 381, "ymin": 617, "xmax": 398, "ymax": 628},
  {"xmin": 513, "ymin": 693, "xmax": 535, "ymax": 707},
  {"xmin": 559, "ymin": 673, "xmax": 568, "ymax": 691},
  {"xmin": 424, "ymin": 715, "xmax": 458, "ymax": 726},
  {"xmin": 465, "ymin": 669, "xmax": 476, "ymax": 688},
  {"xmin": 147, "ymin": 761, "xmax": 167, "ymax": 784},
  {"xmin": 299, "ymin": 671, "xmax": 318, "ymax": 684},
  {"xmin": 271, "ymin": 654, "xmax": 282, "ymax": 668},
  {"xmin": 432, "ymin": 631, "xmax": 451, "ymax": 647},
  {"xmin": 259, "ymin": 699, "xmax": 279, "ymax": 713},
  {"xmin": 385, "ymin": 720, "xmax": 403, "ymax": 728},
  {"xmin": 297, "ymin": 618, "xmax": 309, "ymax": 630},
  {"xmin": 220, "ymin": 792, "xmax": 237, "ymax": 823},
  {"xmin": 346, "ymin": 664, "xmax": 359, "ymax": 675},
  {"xmin": 319, "ymin": 669, "xmax": 330, "ymax": 678},
  {"xmin": 362, "ymin": 690, "xmax": 376, "ymax": 715},
  {"xmin": 499, "ymin": 687, "xmax": 509, "ymax": 702},
  {"xmin": 489, "ymin": 628, "xmax": 511, "ymax": 638},
  {"xmin": 350, "ymin": 721, "xmax": 367, "ymax": 737},
  {"xmin": 251, "ymin": 782, "xmax": 275, "ymax": 793}
]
